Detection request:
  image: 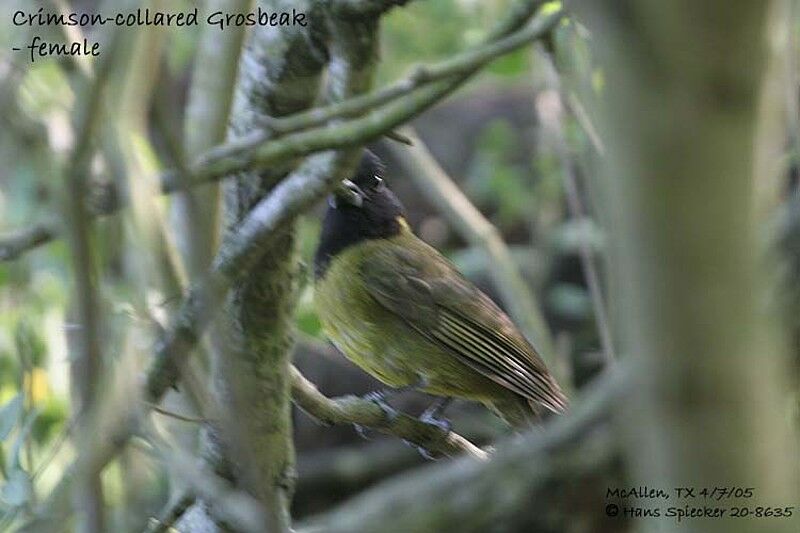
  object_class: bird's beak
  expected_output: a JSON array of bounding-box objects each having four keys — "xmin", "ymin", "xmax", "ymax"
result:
[{"xmin": 332, "ymin": 179, "xmax": 364, "ymax": 208}]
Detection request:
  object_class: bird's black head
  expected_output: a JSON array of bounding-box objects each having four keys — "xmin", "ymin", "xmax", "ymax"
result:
[{"xmin": 314, "ymin": 151, "xmax": 406, "ymax": 279}]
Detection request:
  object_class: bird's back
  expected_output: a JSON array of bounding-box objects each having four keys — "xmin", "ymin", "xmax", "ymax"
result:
[{"xmin": 315, "ymin": 227, "xmax": 567, "ymax": 415}]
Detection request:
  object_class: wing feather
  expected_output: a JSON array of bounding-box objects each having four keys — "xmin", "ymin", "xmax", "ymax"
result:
[
  {"xmin": 361, "ymin": 240, "xmax": 567, "ymax": 413},
  {"xmin": 436, "ymin": 310, "xmax": 567, "ymax": 412}
]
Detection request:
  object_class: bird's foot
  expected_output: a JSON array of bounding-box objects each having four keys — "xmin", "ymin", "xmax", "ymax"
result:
[
  {"xmin": 406, "ymin": 412, "xmax": 451, "ymax": 459},
  {"xmin": 419, "ymin": 397, "xmax": 453, "ymax": 434},
  {"xmin": 362, "ymin": 390, "xmax": 400, "ymax": 421},
  {"xmin": 353, "ymin": 390, "xmax": 399, "ymax": 440},
  {"xmin": 353, "ymin": 423, "xmax": 374, "ymax": 440},
  {"xmin": 419, "ymin": 410, "xmax": 452, "ymax": 434},
  {"xmin": 403, "ymin": 440, "xmax": 440, "ymax": 461}
]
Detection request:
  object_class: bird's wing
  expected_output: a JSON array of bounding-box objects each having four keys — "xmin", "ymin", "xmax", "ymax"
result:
[{"xmin": 361, "ymin": 242, "xmax": 567, "ymax": 413}]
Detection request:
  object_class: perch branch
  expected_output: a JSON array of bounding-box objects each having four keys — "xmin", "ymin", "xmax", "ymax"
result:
[
  {"xmin": 290, "ymin": 366, "xmax": 489, "ymax": 460},
  {"xmin": 28, "ymin": 2, "xmax": 559, "ymax": 524},
  {"xmin": 301, "ymin": 367, "xmax": 627, "ymax": 533}
]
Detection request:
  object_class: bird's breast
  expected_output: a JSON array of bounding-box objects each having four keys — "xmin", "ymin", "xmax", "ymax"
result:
[{"xmin": 314, "ymin": 244, "xmax": 418, "ymax": 387}]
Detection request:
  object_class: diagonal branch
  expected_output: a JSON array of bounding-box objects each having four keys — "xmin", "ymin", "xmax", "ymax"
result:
[
  {"xmin": 0, "ymin": 5, "xmax": 563, "ymax": 263},
  {"xmin": 533, "ymin": 46, "xmax": 615, "ymax": 364},
  {"xmin": 290, "ymin": 366, "xmax": 488, "ymax": 460},
  {"xmin": 145, "ymin": 153, "xmax": 359, "ymax": 403},
  {"xmin": 242, "ymin": 4, "xmax": 564, "ymax": 147},
  {"xmin": 301, "ymin": 367, "xmax": 627, "ymax": 533},
  {"xmin": 27, "ymin": 3, "xmax": 561, "ymax": 525},
  {"xmin": 24, "ymin": 154, "xmax": 357, "ymax": 531}
]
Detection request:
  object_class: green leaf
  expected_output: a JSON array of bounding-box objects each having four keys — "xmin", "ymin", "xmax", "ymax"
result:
[{"xmin": 0, "ymin": 395, "xmax": 22, "ymax": 441}]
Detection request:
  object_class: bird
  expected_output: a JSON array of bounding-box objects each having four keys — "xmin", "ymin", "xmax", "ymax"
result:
[{"xmin": 313, "ymin": 150, "xmax": 567, "ymax": 431}]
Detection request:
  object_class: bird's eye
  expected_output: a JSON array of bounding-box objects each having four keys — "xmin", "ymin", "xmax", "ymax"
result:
[{"xmin": 372, "ymin": 176, "xmax": 385, "ymax": 191}]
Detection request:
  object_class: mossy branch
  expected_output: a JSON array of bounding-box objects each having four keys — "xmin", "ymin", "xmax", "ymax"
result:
[
  {"xmin": 300, "ymin": 368, "xmax": 626, "ymax": 533},
  {"xmin": 290, "ymin": 366, "xmax": 489, "ymax": 460},
  {"xmin": 25, "ymin": 3, "xmax": 560, "ymax": 527}
]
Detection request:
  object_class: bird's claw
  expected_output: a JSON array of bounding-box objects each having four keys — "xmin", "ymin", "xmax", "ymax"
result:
[
  {"xmin": 404, "ymin": 399, "xmax": 453, "ymax": 460},
  {"xmin": 419, "ymin": 397, "xmax": 453, "ymax": 434},
  {"xmin": 353, "ymin": 423, "xmax": 374, "ymax": 440},
  {"xmin": 419, "ymin": 410, "xmax": 452, "ymax": 434},
  {"xmin": 353, "ymin": 390, "xmax": 399, "ymax": 440},
  {"xmin": 402, "ymin": 439, "xmax": 440, "ymax": 460},
  {"xmin": 362, "ymin": 391, "xmax": 399, "ymax": 421}
]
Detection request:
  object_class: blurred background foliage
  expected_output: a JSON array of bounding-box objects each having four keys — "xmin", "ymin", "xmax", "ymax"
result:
[{"xmin": 0, "ymin": 0, "xmax": 617, "ymax": 527}]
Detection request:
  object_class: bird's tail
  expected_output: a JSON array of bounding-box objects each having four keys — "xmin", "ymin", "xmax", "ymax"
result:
[
  {"xmin": 488, "ymin": 390, "xmax": 568, "ymax": 431},
  {"xmin": 487, "ymin": 397, "xmax": 540, "ymax": 430}
]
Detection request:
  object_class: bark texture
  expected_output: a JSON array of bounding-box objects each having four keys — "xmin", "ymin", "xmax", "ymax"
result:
[{"xmin": 571, "ymin": 2, "xmax": 798, "ymax": 531}]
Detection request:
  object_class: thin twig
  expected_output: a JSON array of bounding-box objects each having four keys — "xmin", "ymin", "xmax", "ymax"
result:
[
  {"xmin": 534, "ymin": 47, "xmax": 615, "ymax": 363},
  {"xmin": 0, "ymin": 226, "xmax": 54, "ymax": 261},
  {"xmin": 251, "ymin": 6, "xmax": 563, "ymax": 140},
  {"xmin": 0, "ymin": 7, "xmax": 563, "ymax": 263},
  {"xmin": 32, "ymin": 410, "xmax": 81, "ymax": 481},
  {"xmin": 146, "ymin": 404, "xmax": 209, "ymax": 424},
  {"xmin": 28, "ymin": 4, "xmax": 558, "ymax": 524},
  {"xmin": 565, "ymin": 92, "xmax": 605, "ymax": 156}
]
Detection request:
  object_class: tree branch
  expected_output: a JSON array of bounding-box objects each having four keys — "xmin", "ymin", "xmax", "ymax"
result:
[
  {"xmin": 170, "ymin": 0, "xmax": 250, "ymax": 278},
  {"xmin": 28, "ymin": 3, "xmax": 561, "ymax": 526},
  {"xmin": 249, "ymin": 4, "xmax": 562, "ymax": 142},
  {"xmin": 301, "ymin": 368, "xmax": 627, "ymax": 533},
  {"xmin": 139, "ymin": 420, "xmax": 268, "ymax": 533},
  {"xmin": 533, "ymin": 46, "xmax": 615, "ymax": 364},
  {"xmin": 61, "ymin": 27, "xmax": 122, "ymax": 533},
  {"xmin": 25, "ymin": 154, "xmax": 357, "ymax": 532},
  {"xmin": 573, "ymin": 0, "xmax": 797, "ymax": 522},
  {"xmin": 0, "ymin": 226, "xmax": 54, "ymax": 261},
  {"xmin": 290, "ymin": 366, "xmax": 489, "ymax": 460},
  {"xmin": 0, "ymin": 5, "xmax": 563, "ymax": 263}
]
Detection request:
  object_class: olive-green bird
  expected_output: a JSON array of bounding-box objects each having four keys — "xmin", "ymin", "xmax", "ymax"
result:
[{"xmin": 314, "ymin": 151, "xmax": 567, "ymax": 429}]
